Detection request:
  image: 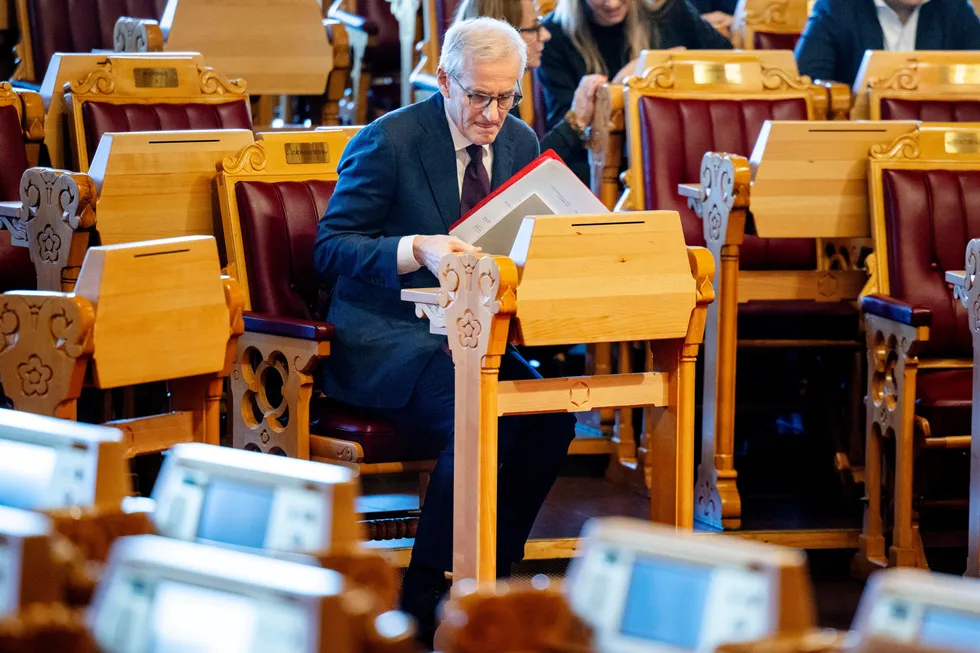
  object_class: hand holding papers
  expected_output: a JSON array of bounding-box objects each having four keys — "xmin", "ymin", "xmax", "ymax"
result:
[{"xmin": 449, "ymin": 150, "xmax": 609, "ymax": 257}]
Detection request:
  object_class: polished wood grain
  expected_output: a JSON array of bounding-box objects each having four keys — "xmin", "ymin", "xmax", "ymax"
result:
[{"xmin": 730, "ymin": 0, "xmax": 810, "ymax": 51}]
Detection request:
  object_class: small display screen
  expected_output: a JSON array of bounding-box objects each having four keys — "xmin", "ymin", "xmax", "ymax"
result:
[
  {"xmin": 0, "ymin": 440, "xmax": 57, "ymax": 509},
  {"xmin": 149, "ymin": 581, "xmax": 258, "ymax": 653},
  {"xmin": 196, "ymin": 478, "xmax": 274, "ymax": 549},
  {"xmin": 620, "ymin": 556, "xmax": 712, "ymax": 649},
  {"xmin": 920, "ymin": 607, "xmax": 980, "ymax": 652}
]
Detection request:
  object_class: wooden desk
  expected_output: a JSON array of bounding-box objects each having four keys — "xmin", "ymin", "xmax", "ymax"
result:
[{"xmin": 402, "ymin": 212, "xmax": 714, "ymax": 586}]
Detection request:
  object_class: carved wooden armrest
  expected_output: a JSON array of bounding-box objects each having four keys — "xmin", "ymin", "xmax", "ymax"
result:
[
  {"xmin": 18, "ymin": 168, "xmax": 98, "ymax": 291},
  {"xmin": 310, "ymin": 434, "xmax": 366, "ymax": 465},
  {"xmin": 812, "ymin": 79, "xmax": 851, "ymax": 120},
  {"xmin": 401, "ymin": 287, "xmax": 445, "ymax": 334},
  {"xmin": 678, "ymin": 182, "xmax": 705, "ymax": 219},
  {"xmin": 112, "ymin": 17, "xmax": 164, "ymax": 53},
  {"xmin": 326, "ymin": 7, "xmax": 380, "ymax": 35},
  {"xmin": 861, "ymin": 295, "xmax": 932, "ymax": 328},
  {"xmin": 0, "ymin": 200, "xmax": 26, "ymax": 247},
  {"xmin": 243, "ymin": 312, "xmax": 335, "ymax": 341},
  {"xmin": 11, "ymin": 86, "xmax": 44, "ymax": 147}
]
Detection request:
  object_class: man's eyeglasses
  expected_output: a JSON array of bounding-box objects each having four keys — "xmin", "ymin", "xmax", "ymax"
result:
[
  {"xmin": 449, "ymin": 70, "xmax": 523, "ymax": 111},
  {"xmin": 518, "ymin": 22, "xmax": 546, "ymax": 43}
]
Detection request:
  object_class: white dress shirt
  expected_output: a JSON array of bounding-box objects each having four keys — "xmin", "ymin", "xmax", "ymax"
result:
[
  {"xmin": 395, "ymin": 108, "xmax": 494, "ymax": 274},
  {"xmin": 874, "ymin": 0, "xmax": 930, "ymax": 52}
]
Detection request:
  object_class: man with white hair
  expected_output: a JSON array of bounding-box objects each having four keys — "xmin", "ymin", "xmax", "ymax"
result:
[{"xmin": 314, "ymin": 17, "xmax": 576, "ymax": 644}]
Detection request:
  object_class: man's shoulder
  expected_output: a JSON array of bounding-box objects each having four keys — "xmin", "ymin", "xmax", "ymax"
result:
[
  {"xmin": 501, "ymin": 113, "xmax": 538, "ymax": 148},
  {"xmin": 361, "ymin": 97, "xmax": 434, "ymax": 139},
  {"xmin": 810, "ymin": 0, "xmax": 859, "ymax": 17}
]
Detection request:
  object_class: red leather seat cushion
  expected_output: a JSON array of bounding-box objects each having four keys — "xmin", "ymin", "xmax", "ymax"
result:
[
  {"xmin": 27, "ymin": 0, "xmax": 166, "ymax": 82},
  {"xmin": 753, "ymin": 32, "xmax": 801, "ymax": 51},
  {"xmin": 82, "ymin": 99, "xmax": 252, "ymax": 164},
  {"xmin": 0, "ymin": 104, "xmax": 35, "ymax": 291},
  {"xmin": 879, "ymin": 99, "xmax": 980, "ymax": 122},
  {"xmin": 915, "ymin": 368, "xmax": 972, "ymax": 438},
  {"xmin": 310, "ymin": 397, "xmax": 414, "ymax": 464},
  {"xmin": 637, "ymin": 95, "xmax": 815, "ymax": 270},
  {"xmin": 880, "ymin": 168, "xmax": 980, "ymax": 359},
  {"xmin": 235, "ymin": 179, "xmax": 336, "ymax": 320}
]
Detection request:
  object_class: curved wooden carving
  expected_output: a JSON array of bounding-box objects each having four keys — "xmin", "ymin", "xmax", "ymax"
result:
[
  {"xmin": 439, "ymin": 254, "xmax": 517, "ymax": 358},
  {"xmin": 695, "ymin": 153, "xmax": 750, "ymax": 530},
  {"xmin": 113, "ymin": 17, "xmax": 164, "ymax": 53},
  {"xmin": 198, "ymin": 65, "xmax": 248, "ymax": 96},
  {"xmin": 859, "ymin": 314, "xmax": 928, "ymax": 569},
  {"xmin": 588, "ymin": 84, "xmax": 626, "ymax": 207},
  {"xmin": 20, "ymin": 169, "xmax": 98, "ymax": 292},
  {"xmin": 870, "ymin": 132, "xmax": 921, "ymax": 160},
  {"xmin": 220, "ymin": 142, "xmax": 269, "ymax": 174},
  {"xmin": 69, "ymin": 63, "xmax": 116, "ymax": 96},
  {"xmin": 0, "ymin": 292, "xmax": 94, "ymax": 419},
  {"xmin": 627, "ymin": 62, "xmax": 677, "ymax": 91},
  {"xmin": 760, "ymin": 65, "xmax": 813, "ymax": 91},
  {"xmin": 964, "ymin": 239, "xmax": 980, "ymax": 334},
  {"xmin": 230, "ymin": 332, "xmax": 322, "ymax": 459},
  {"xmin": 868, "ymin": 63, "xmax": 920, "ymax": 91},
  {"xmin": 744, "ymin": 0, "xmax": 789, "ymax": 25}
]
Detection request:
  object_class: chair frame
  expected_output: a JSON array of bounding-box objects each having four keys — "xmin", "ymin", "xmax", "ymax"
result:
[
  {"xmin": 730, "ymin": 0, "xmax": 811, "ymax": 51},
  {"xmin": 63, "ymin": 55, "xmax": 250, "ymax": 173},
  {"xmin": 855, "ymin": 125, "xmax": 980, "ymax": 573},
  {"xmin": 851, "ymin": 52, "xmax": 980, "ymax": 120}
]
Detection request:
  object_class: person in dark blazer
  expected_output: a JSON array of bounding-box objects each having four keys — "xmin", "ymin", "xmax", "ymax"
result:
[
  {"xmin": 796, "ymin": 0, "xmax": 980, "ymax": 87},
  {"xmin": 313, "ymin": 17, "xmax": 576, "ymax": 647},
  {"xmin": 538, "ymin": 0, "xmax": 733, "ymax": 184}
]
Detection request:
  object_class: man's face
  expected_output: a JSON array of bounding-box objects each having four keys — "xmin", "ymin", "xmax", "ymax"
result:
[{"xmin": 438, "ymin": 53, "xmax": 523, "ymax": 146}]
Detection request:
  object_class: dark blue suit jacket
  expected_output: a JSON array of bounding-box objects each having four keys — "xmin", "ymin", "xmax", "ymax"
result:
[
  {"xmin": 796, "ymin": 0, "xmax": 980, "ymax": 87},
  {"xmin": 313, "ymin": 93, "xmax": 540, "ymax": 410}
]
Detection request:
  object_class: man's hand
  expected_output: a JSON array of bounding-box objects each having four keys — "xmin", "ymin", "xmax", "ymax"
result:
[
  {"xmin": 571, "ymin": 74, "xmax": 608, "ymax": 128},
  {"xmin": 702, "ymin": 10, "xmax": 733, "ymax": 33},
  {"xmin": 413, "ymin": 235, "xmax": 482, "ymax": 276}
]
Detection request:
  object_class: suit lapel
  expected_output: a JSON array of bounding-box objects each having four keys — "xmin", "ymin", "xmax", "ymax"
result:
[
  {"xmin": 916, "ymin": 2, "xmax": 942, "ymax": 50},
  {"xmin": 860, "ymin": 0, "xmax": 885, "ymax": 51},
  {"xmin": 416, "ymin": 95, "xmax": 462, "ymax": 231},
  {"xmin": 490, "ymin": 129, "xmax": 515, "ymax": 192}
]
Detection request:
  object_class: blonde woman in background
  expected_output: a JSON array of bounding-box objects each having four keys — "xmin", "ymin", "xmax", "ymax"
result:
[{"xmin": 538, "ymin": 0, "xmax": 731, "ymax": 183}]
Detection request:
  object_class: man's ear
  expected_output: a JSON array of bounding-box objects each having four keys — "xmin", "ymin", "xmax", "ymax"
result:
[{"xmin": 436, "ymin": 66, "xmax": 451, "ymax": 99}]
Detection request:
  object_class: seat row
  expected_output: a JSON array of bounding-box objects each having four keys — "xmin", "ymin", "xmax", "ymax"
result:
[{"xmin": 1, "ymin": 407, "xmax": 977, "ymax": 653}]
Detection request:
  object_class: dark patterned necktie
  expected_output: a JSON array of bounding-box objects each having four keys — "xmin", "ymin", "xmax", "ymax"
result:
[{"xmin": 460, "ymin": 143, "xmax": 490, "ymax": 216}]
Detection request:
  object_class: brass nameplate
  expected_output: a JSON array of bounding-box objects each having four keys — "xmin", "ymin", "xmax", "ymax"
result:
[
  {"xmin": 133, "ymin": 67, "xmax": 178, "ymax": 88},
  {"xmin": 945, "ymin": 131, "xmax": 980, "ymax": 154},
  {"xmin": 693, "ymin": 63, "xmax": 742, "ymax": 85},
  {"xmin": 941, "ymin": 64, "xmax": 980, "ymax": 85},
  {"xmin": 284, "ymin": 142, "xmax": 328, "ymax": 165}
]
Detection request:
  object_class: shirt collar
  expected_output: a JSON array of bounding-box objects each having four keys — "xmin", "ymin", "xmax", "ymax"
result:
[
  {"xmin": 445, "ymin": 103, "xmax": 490, "ymax": 155},
  {"xmin": 874, "ymin": 0, "xmax": 930, "ymax": 14}
]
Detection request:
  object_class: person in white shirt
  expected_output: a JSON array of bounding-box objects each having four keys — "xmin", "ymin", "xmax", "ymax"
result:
[
  {"xmin": 314, "ymin": 17, "xmax": 576, "ymax": 648},
  {"xmin": 795, "ymin": 0, "xmax": 980, "ymax": 86}
]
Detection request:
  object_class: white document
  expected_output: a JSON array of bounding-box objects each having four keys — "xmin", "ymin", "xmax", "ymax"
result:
[{"xmin": 449, "ymin": 155, "xmax": 609, "ymax": 255}]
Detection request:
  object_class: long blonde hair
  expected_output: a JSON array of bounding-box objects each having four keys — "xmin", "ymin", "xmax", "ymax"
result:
[
  {"xmin": 554, "ymin": 0, "xmax": 666, "ymax": 75},
  {"xmin": 454, "ymin": 0, "xmax": 524, "ymax": 28}
]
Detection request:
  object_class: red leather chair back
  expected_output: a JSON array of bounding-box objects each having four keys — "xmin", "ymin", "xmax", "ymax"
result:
[
  {"xmin": 637, "ymin": 94, "xmax": 815, "ymax": 269},
  {"xmin": 234, "ymin": 179, "xmax": 336, "ymax": 319},
  {"xmin": 26, "ymin": 0, "xmax": 166, "ymax": 82},
  {"xmin": 881, "ymin": 168, "xmax": 980, "ymax": 358},
  {"xmin": 81, "ymin": 99, "xmax": 252, "ymax": 164},
  {"xmin": 879, "ymin": 99, "xmax": 980, "ymax": 122},
  {"xmin": 753, "ymin": 32, "xmax": 801, "ymax": 51},
  {"xmin": 361, "ymin": 0, "xmax": 402, "ymax": 69},
  {"xmin": 0, "ymin": 104, "xmax": 35, "ymax": 291}
]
